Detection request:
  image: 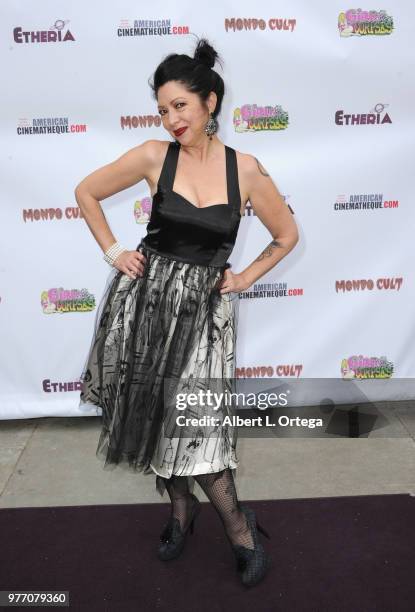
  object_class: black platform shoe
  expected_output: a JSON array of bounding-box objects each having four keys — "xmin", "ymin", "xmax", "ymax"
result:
[
  {"xmin": 230, "ymin": 504, "xmax": 271, "ymax": 587},
  {"xmin": 157, "ymin": 493, "xmax": 202, "ymax": 561}
]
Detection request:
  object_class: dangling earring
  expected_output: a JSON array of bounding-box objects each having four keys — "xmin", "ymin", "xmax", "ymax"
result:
[{"xmin": 204, "ymin": 112, "xmax": 218, "ymax": 140}]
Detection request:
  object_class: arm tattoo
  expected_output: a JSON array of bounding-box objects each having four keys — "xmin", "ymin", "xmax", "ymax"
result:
[
  {"xmin": 254, "ymin": 157, "xmax": 269, "ymax": 176},
  {"xmin": 255, "ymin": 239, "xmax": 282, "ymax": 261}
]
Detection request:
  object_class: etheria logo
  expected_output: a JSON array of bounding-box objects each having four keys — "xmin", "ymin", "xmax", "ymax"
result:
[
  {"xmin": 234, "ymin": 104, "xmax": 289, "ymax": 132},
  {"xmin": 338, "ymin": 9, "xmax": 394, "ymax": 37},
  {"xmin": 43, "ymin": 379, "xmax": 83, "ymax": 393},
  {"xmin": 335, "ymin": 103, "xmax": 391, "ymax": 126},
  {"xmin": 41, "ymin": 288, "xmax": 95, "ymax": 314},
  {"xmin": 341, "ymin": 355, "xmax": 394, "ymax": 379},
  {"xmin": 134, "ymin": 197, "xmax": 152, "ymax": 224},
  {"xmin": 13, "ymin": 20, "xmax": 75, "ymax": 44}
]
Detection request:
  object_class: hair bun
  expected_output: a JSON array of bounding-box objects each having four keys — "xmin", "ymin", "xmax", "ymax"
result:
[{"xmin": 193, "ymin": 38, "xmax": 218, "ymax": 69}]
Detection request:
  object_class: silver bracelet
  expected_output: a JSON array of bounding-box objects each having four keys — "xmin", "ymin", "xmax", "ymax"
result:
[{"xmin": 103, "ymin": 241, "xmax": 127, "ymax": 266}]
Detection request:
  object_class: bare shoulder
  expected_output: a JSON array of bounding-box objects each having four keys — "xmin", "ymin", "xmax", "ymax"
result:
[
  {"xmin": 233, "ymin": 149, "xmax": 272, "ymax": 212},
  {"xmin": 117, "ymin": 139, "xmax": 171, "ymax": 185},
  {"xmin": 142, "ymin": 138, "xmax": 171, "ymax": 158},
  {"xmin": 136, "ymin": 139, "xmax": 172, "ymax": 191},
  {"xmin": 74, "ymin": 139, "xmax": 172, "ymax": 201},
  {"xmin": 235, "ymin": 149, "xmax": 270, "ymax": 182},
  {"xmin": 127, "ymin": 139, "xmax": 170, "ymax": 168}
]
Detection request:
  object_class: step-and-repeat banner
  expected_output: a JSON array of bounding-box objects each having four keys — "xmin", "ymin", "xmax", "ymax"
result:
[{"xmin": 1, "ymin": 2, "xmax": 414, "ymax": 418}]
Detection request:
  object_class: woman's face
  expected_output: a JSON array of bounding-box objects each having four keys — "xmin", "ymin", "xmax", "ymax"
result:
[{"xmin": 157, "ymin": 80, "xmax": 216, "ymax": 144}]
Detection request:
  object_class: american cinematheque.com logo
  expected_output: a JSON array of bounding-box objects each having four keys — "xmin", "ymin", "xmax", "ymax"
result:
[
  {"xmin": 17, "ymin": 117, "xmax": 87, "ymax": 135},
  {"xmin": 239, "ymin": 281, "xmax": 303, "ymax": 300},
  {"xmin": 41, "ymin": 288, "xmax": 95, "ymax": 314},
  {"xmin": 234, "ymin": 104, "xmax": 289, "ymax": 132},
  {"xmin": 117, "ymin": 19, "xmax": 189, "ymax": 37},
  {"xmin": 334, "ymin": 192, "xmax": 398, "ymax": 211},
  {"xmin": 338, "ymin": 9, "xmax": 394, "ymax": 37}
]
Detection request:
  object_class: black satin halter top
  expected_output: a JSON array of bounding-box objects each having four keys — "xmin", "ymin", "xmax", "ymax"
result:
[{"xmin": 139, "ymin": 141, "xmax": 242, "ymax": 269}]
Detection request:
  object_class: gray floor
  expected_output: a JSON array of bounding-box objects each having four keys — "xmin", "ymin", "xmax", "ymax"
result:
[{"xmin": 1, "ymin": 401, "xmax": 414, "ymax": 509}]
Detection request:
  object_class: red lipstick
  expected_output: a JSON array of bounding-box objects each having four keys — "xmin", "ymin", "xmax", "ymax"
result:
[{"xmin": 173, "ymin": 127, "xmax": 187, "ymax": 137}]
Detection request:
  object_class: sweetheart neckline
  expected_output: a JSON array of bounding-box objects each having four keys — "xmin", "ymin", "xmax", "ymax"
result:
[
  {"xmin": 152, "ymin": 186, "xmax": 242, "ymax": 217},
  {"xmin": 153, "ymin": 186, "xmax": 242, "ymax": 215},
  {"xmin": 171, "ymin": 189, "xmax": 230, "ymax": 210},
  {"xmin": 173, "ymin": 192, "xmax": 243, "ymax": 218}
]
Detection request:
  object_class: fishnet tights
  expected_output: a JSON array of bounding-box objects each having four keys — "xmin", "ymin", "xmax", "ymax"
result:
[
  {"xmin": 162, "ymin": 468, "xmax": 254, "ymax": 549},
  {"xmin": 163, "ymin": 474, "xmax": 195, "ymax": 534}
]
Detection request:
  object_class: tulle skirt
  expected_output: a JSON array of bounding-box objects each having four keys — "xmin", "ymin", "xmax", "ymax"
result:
[{"xmin": 79, "ymin": 243, "xmax": 240, "ymax": 496}]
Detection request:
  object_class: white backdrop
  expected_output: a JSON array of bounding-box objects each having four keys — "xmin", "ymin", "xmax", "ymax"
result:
[{"xmin": 1, "ymin": 1, "xmax": 414, "ymax": 419}]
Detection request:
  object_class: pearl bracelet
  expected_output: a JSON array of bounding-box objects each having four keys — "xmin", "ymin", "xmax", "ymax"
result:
[{"xmin": 103, "ymin": 241, "xmax": 127, "ymax": 266}]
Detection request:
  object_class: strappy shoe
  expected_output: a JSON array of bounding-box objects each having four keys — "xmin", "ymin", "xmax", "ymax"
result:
[
  {"xmin": 230, "ymin": 504, "xmax": 271, "ymax": 587},
  {"xmin": 157, "ymin": 493, "xmax": 202, "ymax": 561}
]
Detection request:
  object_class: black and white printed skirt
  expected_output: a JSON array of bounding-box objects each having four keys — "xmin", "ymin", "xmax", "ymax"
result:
[{"xmin": 79, "ymin": 244, "xmax": 240, "ymax": 496}]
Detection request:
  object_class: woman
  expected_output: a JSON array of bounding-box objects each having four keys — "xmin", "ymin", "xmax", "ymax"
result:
[{"xmin": 75, "ymin": 38, "xmax": 298, "ymax": 587}]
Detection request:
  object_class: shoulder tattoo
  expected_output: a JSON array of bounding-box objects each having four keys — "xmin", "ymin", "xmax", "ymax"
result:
[{"xmin": 254, "ymin": 157, "xmax": 269, "ymax": 177}]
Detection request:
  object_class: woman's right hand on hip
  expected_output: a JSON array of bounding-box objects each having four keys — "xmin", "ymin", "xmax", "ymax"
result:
[{"xmin": 114, "ymin": 250, "xmax": 147, "ymax": 280}]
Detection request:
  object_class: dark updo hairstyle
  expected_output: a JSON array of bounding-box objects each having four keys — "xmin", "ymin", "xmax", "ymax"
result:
[{"xmin": 149, "ymin": 37, "xmax": 225, "ymax": 126}]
